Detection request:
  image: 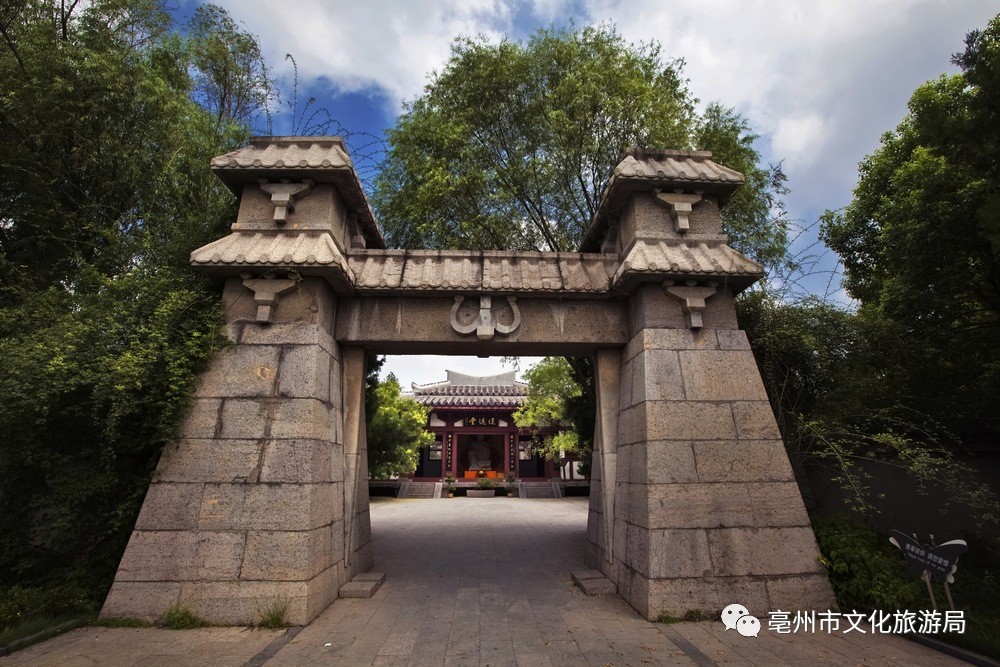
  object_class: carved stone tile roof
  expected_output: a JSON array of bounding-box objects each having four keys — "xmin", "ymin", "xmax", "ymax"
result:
[
  {"xmin": 348, "ymin": 250, "xmax": 617, "ymax": 295},
  {"xmin": 408, "ymin": 370, "xmax": 528, "ymax": 408},
  {"xmin": 190, "ymin": 231, "xmax": 348, "ymax": 268},
  {"xmin": 613, "ymin": 240, "xmax": 763, "ymax": 290},
  {"xmin": 581, "ymin": 149, "xmax": 744, "ymax": 252},
  {"xmin": 211, "ymin": 136, "xmax": 385, "ymax": 249},
  {"xmin": 211, "ymin": 136, "xmax": 354, "ymax": 170},
  {"xmin": 612, "ymin": 150, "xmax": 744, "ymax": 185}
]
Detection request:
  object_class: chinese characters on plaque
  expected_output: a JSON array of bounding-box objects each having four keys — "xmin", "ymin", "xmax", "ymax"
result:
[{"xmin": 463, "ymin": 415, "xmax": 498, "ymax": 427}]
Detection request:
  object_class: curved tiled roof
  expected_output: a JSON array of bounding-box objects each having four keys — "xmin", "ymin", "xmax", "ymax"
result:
[
  {"xmin": 211, "ymin": 137, "xmax": 354, "ymax": 170},
  {"xmin": 348, "ymin": 250, "xmax": 617, "ymax": 294},
  {"xmin": 211, "ymin": 136, "xmax": 384, "ymax": 249},
  {"xmin": 581, "ymin": 149, "xmax": 745, "ymax": 252},
  {"xmin": 190, "ymin": 231, "xmax": 348, "ymax": 268},
  {"xmin": 409, "ymin": 370, "xmax": 529, "ymax": 408},
  {"xmin": 612, "ymin": 150, "xmax": 744, "ymax": 185},
  {"xmin": 416, "ymin": 384, "xmax": 527, "ymax": 396},
  {"xmin": 612, "ymin": 240, "xmax": 763, "ymax": 290},
  {"xmin": 410, "ymin": 393, "xmax": 526, "ymax": 408}
]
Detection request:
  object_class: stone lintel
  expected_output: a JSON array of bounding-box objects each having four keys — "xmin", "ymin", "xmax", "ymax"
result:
[{"xmin": 335, "ymin": 296, "xmax": 628, "ymax": 354}]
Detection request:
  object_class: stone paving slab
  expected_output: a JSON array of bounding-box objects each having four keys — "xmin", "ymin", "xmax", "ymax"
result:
[
  {"xmin": 0, "ymin": 497, "xmax": 968, "ymax": 666},
  {"xmin": 0, "ymin": 626, "xmax": 281, "ymax": 666}
]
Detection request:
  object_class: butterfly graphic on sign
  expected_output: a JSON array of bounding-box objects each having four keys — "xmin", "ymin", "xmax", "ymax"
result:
[{"xmin": 889, "ymin": 530, "xmax": 967, "ymax": 584}]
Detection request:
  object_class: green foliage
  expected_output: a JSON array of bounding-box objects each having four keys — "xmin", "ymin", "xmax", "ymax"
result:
[
  {"xmin": 739, "ymin": 291, "xmax": 1000, "ymax": 527},
  {"xmin": 475, "ymin": 477, "xmax": 497, "ymax": 489},
  {"xmin": 514, "ymin": 357, "xmax": 580, "ymax": 428},
  {"xmin": 257, "ymin": 602, "xmax": 288, "ymax": 629},
  {"xmin": 821, "ymin": 14, "xmax": 1000, "ymax": 431},
  {"xmin": 812, "ymin": 515, "xmax": 923, "ymax": 613},
  {"xmin": 366, "ymin": 373, "xmax": 434, "ymax": 479},
  {"xmin": 0, "ymin": 585, "xmax": 93, "ymax": 631},
  {"xmin": 186, "ymin": 4, "xmax": 274, "ymax": 128},
  {"xmin": 0, "ymin": 0, "xmax": 268, "ymax": 626},
  {"xmin": 513, "ymin": 357, "xmax": 585, "ymax": 463},
  {"xmin": 160, "ymin": 604, "xmax": 207, "ymax": 630},
  {"xmin": 0, "ymin": 614, "xmax": 83, "ymax": 648},
  {"xmin": 374, "ymin": 24, "xmax": 788, "ymax": 269}
]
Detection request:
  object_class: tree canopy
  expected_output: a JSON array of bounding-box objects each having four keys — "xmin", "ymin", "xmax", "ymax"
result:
[
  {"xmin": 821, "ymin": 13, "xmax": 1000, "ymax": 427},
  {"xmin": 513, "ymin": 357, "xmax": 586, "ymax": 463},
  {"xmin": 373, "ymin": 25, "xmax": 789, "ymax": 270},
  {"xmin": 366, "ymin": 374, "xmax": 434, "ymax": 479},
  {"xmin": 0, "ymin": 0, "xmax": 269, "ymax": 620}
]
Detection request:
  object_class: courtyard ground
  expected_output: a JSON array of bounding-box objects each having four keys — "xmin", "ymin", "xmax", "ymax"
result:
[{"xmin": 0, "ymin": 497, "xmax": 964, "ymax": 666}]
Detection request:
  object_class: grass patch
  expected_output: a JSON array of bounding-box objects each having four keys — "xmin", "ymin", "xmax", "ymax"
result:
[
  {"xmin": 0, "ymin": 614, "xmax": 82, "ymax": 647},
  {"xmin": 95, "ymin": 616, "xmax": 152, "ymax": 628},
  {"xmin": 656, "ymin": 609, "xmax": 714, "ymax": 624},
  {"xmin": 160, "ymin": 604, "xmax": 207, "ymax": 630},
  {"xmin": 257, "ymin": 602, "xmax": 288, "ymax": 629}
]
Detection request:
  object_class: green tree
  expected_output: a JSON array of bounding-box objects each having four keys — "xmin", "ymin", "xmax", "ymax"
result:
[
  {"xmin": 821, "ymin": 13, "xmax": 1000, "ymax": 427},
  {"xmin": 0, "ymin": 0, "xmax": 270, "ymax": 615},
  {"xmin": 374, "ymin": 24, "xmax": 790, "ymax": 451},
  {"xmin": 186, "ymin": 3, "xmax": 273, "ymax": 129},
  {"xmin": 513, "ymin": 357, "xmax": 586, "ymax": 464},
  {"xmin": 373, "ymin": 24, "xmax": 789, "ymax": 269},
  {"xmin": 366, "ymin": 374, "xmax": 434, "ymax": 479}
]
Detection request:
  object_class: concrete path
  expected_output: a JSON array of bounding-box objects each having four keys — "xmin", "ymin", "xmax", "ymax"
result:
[{"xmin": 2, "ymin": 497, "xmax": 963, "ymax": 666}]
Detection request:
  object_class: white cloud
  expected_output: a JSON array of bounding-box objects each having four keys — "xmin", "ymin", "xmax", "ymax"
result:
[
  {"xmin": 212, "ymin": 0, "xmax": 998, "ymax": 239},
  {"xmin": 215, "ymin": 0, "xmax": 515, "ymax": 105},
  {"xmin": 772, "ymin": 114, "xmax": 828, "ymax": 167}
]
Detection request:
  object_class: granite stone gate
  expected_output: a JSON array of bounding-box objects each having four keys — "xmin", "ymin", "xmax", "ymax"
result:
[{"xmin": 101, "ymin": 137, "xmax": 835, "ymax": 625}]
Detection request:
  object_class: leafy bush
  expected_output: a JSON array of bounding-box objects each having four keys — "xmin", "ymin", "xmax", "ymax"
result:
[
  {"xmin": 475, "ymin": 477, "xmax": 497, "ymax": 489},
  {"xmin": 812, "ymin": 514, "xmax": 922, "ymax": 613},
  {"xmin": 0, "ymin": 586, "xmax": 93, "ymax": 631}
]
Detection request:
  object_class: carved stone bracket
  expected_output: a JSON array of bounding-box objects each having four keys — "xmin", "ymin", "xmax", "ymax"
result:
[
  {"xmin": 242, "ymin": 276, "xmax": 298, "ymax": 322},
  {"xmin": 652, "ymin": 189, "xmax": 703, "ymax": 233},
  {"xmin": 664, "ymin": 281, "xmax": 717, "ymax": 329},
  {"xmin": 450, "ymin": 295, "xmax": 521, "ymax": 341},
  {"xmin": 259, "ymin": 180, "xmax": 314, "ymax": 224}
]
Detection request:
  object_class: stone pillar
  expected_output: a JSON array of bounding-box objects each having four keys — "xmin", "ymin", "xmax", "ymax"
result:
[
  {"xmin": 583, "ymin": 149, "xmax": 835, "ymax": 620},
  {"xmin": 101, "ymin": 277, "xmax": 349, "ymax": 625},
  {"xmin": 586, "ymin": 349, "xmax": 621, "ymax": 577},
  {"xmin": 610, "ymin": 316, "xmax": 835, "ymax": 619},
  {"xmin": 102, "ymin": 137, "xmax": 384, "ymax": 626},
  {"xmin": 341, "ymin": 347, "xmax": 373, "ymax": 575}
]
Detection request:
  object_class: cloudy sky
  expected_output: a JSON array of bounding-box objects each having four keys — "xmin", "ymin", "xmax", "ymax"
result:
[{"xmin": 184, "ymin": 1, "xmax": 997, "ymax": 386}]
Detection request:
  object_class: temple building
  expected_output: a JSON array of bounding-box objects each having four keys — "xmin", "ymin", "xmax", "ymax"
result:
[{"xmin": 405, "ymin": 370, "xmax": 571, "ymax": 481}]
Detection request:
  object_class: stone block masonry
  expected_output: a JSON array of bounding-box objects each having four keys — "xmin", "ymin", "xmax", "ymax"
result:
[
  {"xmin": 101, "ymin": 139, "xmax": 835, "ymax": 628},
  {"xmin": 587, "ymin": 322, "xmax": 834, "ymax": 619},
  {"xmin": 101, "ymin": 278, "xmax": 365, "ymax": 626}
]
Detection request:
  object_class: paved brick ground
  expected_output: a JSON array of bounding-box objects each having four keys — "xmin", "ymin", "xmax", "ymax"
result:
[{"xmin": 1, "ymin": 497, "xmax": 964, "ymax": 666}]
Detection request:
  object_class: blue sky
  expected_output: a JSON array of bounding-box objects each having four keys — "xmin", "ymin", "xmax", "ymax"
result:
[{"xmin": 176, "ymin": 1, "xmax": 998, "ymax": 386}]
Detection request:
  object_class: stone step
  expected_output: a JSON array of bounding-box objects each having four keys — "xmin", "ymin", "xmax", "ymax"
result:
[
  {"xmin": 572, "ymin": 569, "xmax": 617, "ymax": 596},
  {"xmin": 401, "ymin": 482, "xmax": 437, "ymax": 498},
  {"xmin": 339, "ymin": 571, "xmax": 385, "ymax": 598},
  {"xmin": 522, "ymin": 483, "xmax": 554, "ymax": 498}
]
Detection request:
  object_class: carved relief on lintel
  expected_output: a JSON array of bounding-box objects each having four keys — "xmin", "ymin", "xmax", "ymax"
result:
[
  {"xmin": 241, "ymin": 274, "xmax": 298, "ymax": 322},
  {"xmin": 652, "ymin": 188, "xmax": 702, "ymax": 233},
  {"xmin": 450, "ymin": 295, "xmax": 521, "ymax": 341},
  {"xmin": 259, "ymin": 179, "xmax": 314, "ymax": 224},
  {"xmin": 664, "ymin": 280, "xmax": 718, "ymax": 329}
]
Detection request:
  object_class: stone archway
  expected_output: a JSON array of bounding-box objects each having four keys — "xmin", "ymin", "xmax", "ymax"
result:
[{"xmin": 100, "ymin": 137, "xmax": 834, "ymax": 625}]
